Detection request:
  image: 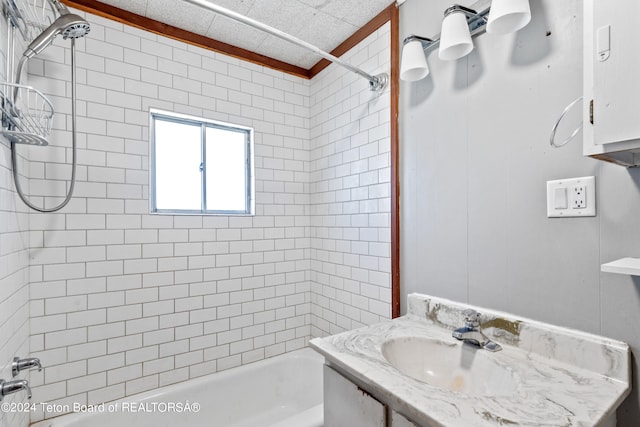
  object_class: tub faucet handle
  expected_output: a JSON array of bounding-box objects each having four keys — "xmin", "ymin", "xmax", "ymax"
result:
[
  {"xmin": 12, "ymin": 357, "xmax": 42, "ymax": 377},
  {"xmin": 0, "ymin": 379, "xmax": 32, "ymax": 401}
]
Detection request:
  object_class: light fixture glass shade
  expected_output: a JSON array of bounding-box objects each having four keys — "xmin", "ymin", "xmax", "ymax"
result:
[
  {"xmin": 438, "ymin": 11, "xmax": 473, "ymax": 61},
  {"xmin": 400, "ymin": 40, "xmax": 430, "ymax": 81},
  {"xmin": 486, "ymin": 0, "xmax": 531, "ymax": 34}
]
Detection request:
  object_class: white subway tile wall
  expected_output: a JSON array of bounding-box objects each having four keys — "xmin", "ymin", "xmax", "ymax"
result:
[
  {"xmin": 0, "ymin": 13, "xmax": 31, "ymax": 427},
  {"xmin": 26, "ymin": 14, "xmax": 311, "ymax": 421},
  {"xmin": 0, "ymin": 8, "xmax": 390, "ymax": 425},
  {"xmin": 309, "ymin": 23, "xmax": 392, "ymax": 337}
]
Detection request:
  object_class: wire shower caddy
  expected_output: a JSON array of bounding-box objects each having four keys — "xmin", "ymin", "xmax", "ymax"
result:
[
  {"xmin": 0, "ymin": 82, "xmax": 54, "ymax": 145},
  {"xmin": 3, "ymin": 0, "xmax": 55, "ymax": 42},
  {"xmin": 2, "ymin": 0, "xmax": 57, "ymax": 145}
]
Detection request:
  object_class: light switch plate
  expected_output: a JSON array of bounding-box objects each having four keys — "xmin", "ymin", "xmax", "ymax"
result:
[{"xmin": 547, "ymin": 176, "xmax": 596, "ymax": 218}]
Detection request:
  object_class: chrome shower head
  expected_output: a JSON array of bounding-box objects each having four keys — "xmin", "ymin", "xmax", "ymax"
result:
[
  {"xmin": 23, "ymin": 13, "xmax": 90, "ymax": 59},
  {"xmin": 61, "ymin": 18, "xmax": 91, "ymax": 39}
]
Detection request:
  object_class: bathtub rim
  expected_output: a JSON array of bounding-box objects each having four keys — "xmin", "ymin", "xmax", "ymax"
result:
[{"xmin": 30, "ymin": 347, "xmax": 324, "ymax": 427}]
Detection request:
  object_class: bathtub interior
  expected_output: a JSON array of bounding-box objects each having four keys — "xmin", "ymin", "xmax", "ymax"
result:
[{"xmin": 31, "ymin": 348, "xmax": 324, "ymax": 427}]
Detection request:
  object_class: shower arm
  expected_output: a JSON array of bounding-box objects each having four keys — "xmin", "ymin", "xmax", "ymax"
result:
[
  {"xmin": 48, "ymin": 0, "xmax": 72, "ymax": 15},
  {"xmin": 179, "ymin": 0, "xmax": 389, "ymax": 92}
]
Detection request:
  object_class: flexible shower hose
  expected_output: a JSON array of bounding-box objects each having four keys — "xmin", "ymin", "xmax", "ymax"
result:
[{"xmin": 11, "ymin": 38, "xmax": 78, "ymax": 213}]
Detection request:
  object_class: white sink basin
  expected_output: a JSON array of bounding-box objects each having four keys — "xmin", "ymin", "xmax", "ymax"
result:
[
  {"xmin": 381, "ymin": 336, "xmax": 520, "ymax": 397},
  {"xmin": 311, "ymin": 294, "xmax": 631, "ymax": 426}
]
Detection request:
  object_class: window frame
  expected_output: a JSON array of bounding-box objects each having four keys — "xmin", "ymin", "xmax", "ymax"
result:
[{"xmin": 149, "ymin": 109, "xmax": 255, "ymax": 216}]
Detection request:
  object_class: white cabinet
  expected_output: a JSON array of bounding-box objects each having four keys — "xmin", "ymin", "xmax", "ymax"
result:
[
  {"xmin": 390, "ymin": 410, "xmax": 420, "ymax": 427},
  {"xmin": 323, "ymin": 364, "xmax": 426, "ymax": 427},
  {"xmin": 323, "ymin": 365, "xmax": 386, "ymax": 427},
  {"xmin": 584, "ymin": 0, "xmax": 640, "ymax": 166}
]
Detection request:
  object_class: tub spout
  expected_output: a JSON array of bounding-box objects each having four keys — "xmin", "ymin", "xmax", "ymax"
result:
[{"xmin": 0, "ymin": 379, "xmax": 32, "ymax": 400}]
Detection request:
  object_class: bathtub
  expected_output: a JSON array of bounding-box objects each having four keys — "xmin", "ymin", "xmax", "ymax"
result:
[{"xmin": 31, "ymin": 348, "xmax": 324, "ymax": 427}]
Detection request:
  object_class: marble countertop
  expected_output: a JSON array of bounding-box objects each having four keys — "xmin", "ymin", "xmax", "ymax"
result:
[{"xmin": 310, "ymin": 293, "xmax": 631, "ymax": 427}]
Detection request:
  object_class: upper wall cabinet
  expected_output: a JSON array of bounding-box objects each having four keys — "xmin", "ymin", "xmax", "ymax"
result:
[{"xmin": 584, "ymin": 0, "xmax": 640, "ymax": 167}]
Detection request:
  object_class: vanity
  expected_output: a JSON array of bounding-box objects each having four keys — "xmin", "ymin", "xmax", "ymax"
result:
[{"xmin": 310, "ymin": 294, "xmax": 631, "ymax": 427}]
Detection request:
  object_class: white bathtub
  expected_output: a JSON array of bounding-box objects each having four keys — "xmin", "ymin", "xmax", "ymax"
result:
[{"xmin": 31, "ymin": 348, "xmax": 324, "ymax": 427}]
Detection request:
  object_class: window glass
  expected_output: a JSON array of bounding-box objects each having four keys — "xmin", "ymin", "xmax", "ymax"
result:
[
  {"xmin": 205, "ymin": 127, "xmax": 247, "ymax": 212},
  {"xmin": 150, "ymin": 110, "xmax": 253, "ymax": 215},
  {"xmin": 154, "ymin": 119, "xmax": 202, "ymax": 211}
]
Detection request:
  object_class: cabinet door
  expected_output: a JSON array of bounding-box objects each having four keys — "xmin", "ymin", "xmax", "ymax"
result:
[
  {"xmin": 390, "ymin": 410, "xmax": 420, "ymax": 427},
  {"xmin": 592, "ymin": 0, "xmax": 640, "ymax": 145},
  {"xmin": 323, "ymin": 365, "xmax": 386, "ymax": 427}
]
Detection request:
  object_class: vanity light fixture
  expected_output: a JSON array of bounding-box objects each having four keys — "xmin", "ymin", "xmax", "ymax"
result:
[
  {"xmin": 400, "ymin": 35, "xmax": 433, "ymax": 82},
  {"xmin": 400, "ymin": 0, "xmax": 531, "ymax": 82},
  {"xmin": 439, "ymin": 5, "xmax": 477, "ymax": 61},
  {"xmin": 486, "ymin": 0, "xmax": 531, "ymax": 34}
]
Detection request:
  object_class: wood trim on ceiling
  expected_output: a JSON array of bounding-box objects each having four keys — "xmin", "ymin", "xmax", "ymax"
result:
[
  {"xmin": 309, "ymin": 3, "xmax": 395, "ymax": 79},
  {"xmin": 62, "ymin": 0, "xmax": 402, "ymax": 320},
  {"xmin": 62, "ymin": 0, "xmax": 310, "ymax": 78},
  {"xmin": 62, "ymin": 0, "xmax": 395, "ymax": 81}
]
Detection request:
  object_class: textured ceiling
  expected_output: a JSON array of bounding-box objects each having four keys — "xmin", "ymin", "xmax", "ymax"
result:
[{"xmin": 97, "ymin": 0, "xmax": 393, "ymax": 68}]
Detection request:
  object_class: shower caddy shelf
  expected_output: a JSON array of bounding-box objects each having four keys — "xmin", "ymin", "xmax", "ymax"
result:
[
  {"xmin": 1, "ymin": 0, "xmax": 57, "ymax": 145},
  {"xmin": 1, "ymin": 82, "xmax": 54, "ymax": 145},
  {"xmin": 3, "ymin": 0, "xmax": 54, "ymax": 42}
]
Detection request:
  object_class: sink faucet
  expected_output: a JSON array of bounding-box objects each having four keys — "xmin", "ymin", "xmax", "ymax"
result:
[{"xmin": 452, "ymin": 309, "xmax": 502, "ymax": 352}]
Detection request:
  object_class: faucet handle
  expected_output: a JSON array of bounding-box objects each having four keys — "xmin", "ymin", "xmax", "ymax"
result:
[
  {"xmin": 12, "ymin": 357, "xmax": 42, "ymax": 377},
  {"xmin": 462, "ymin": 309, "xmax": 480, "ymax": 328}
]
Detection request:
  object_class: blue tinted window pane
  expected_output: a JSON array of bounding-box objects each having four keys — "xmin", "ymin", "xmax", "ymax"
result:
[
  {"xmin": 205, "ymin": 127, "xmax": 247, "ymax": 212},
  {"xmin": 154, "ymin": 119, "xmax": 201, "ymax": 211}
]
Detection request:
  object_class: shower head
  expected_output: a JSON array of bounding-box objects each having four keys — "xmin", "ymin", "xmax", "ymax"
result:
[
  {"xmin": 23, "ymin": 13, "xmax": 90, "ymax": 59},
  {"xmin": 60, "ymin": 17, "xmax": 91, "ymax": 39}
]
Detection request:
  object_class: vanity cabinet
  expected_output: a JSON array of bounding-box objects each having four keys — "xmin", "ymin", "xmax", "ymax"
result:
[
  {"xmin": 391, "ymin": 410, "xmax": 420, "ymax": 427},
  {"xmin": 323, "ymin": 365, "xmax": 385, "ymax": 427},
  {"xmin": 583, "ymin": 0, "xmax": 640, "ymax": 166},
  {"xmin": 323, "ymin": 364, "xmax": 424, "ymax": 427}
]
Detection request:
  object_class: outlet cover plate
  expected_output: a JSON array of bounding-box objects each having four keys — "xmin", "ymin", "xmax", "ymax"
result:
[{"xmin": 547, "ymin": 176, "xmax": 596, "ymax": 218}]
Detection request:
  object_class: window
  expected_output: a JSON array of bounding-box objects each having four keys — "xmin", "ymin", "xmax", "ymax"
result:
[{"xmin": 150, "ymin": 109, "xmax": 254, "ymax": 215}]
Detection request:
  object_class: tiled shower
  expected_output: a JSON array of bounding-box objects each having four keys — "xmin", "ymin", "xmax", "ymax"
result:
[{"xmin": 0, "ymin": 7, "xmax": 391, "ymax": 425}]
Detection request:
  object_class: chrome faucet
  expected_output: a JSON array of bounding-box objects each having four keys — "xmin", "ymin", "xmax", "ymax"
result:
[
  {"xmin": 452, "ymin": 309, "xmax": 502, "ymax": 352},
  {"xmin": 0, "ymin": 379, "xmax": 32, "ymax": 401},
  {"xmin": 12, "ymin": 357, "xmax": 42, "ymax": 377}
]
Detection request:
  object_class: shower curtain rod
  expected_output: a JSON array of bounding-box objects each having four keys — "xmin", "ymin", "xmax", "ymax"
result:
[{"xmin": 180, "ymin": 0, "xmax": 389, "ymax": 92}]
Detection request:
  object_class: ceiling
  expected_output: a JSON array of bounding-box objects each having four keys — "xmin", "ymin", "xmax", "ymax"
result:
[{"xmin": 95, "ymin": 0, "xmax": 393, "ymax": 69}]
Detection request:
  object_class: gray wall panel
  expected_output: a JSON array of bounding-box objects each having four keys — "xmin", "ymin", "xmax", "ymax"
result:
[{"xmin": 399, "ymin": 0, "xmax": 640, "ymax": 423}]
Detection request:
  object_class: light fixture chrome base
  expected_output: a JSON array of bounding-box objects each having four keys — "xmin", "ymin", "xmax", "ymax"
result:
[
  {"xmin": 370, "ymin": 73, "xmax": 389, "ymax": 93},
  {"xmin": 401, "ymin": 3, "xmax": 491, "ymax": 59},
  {"xmin": 445, "ymin": 4, "xmax": 490, "ymax": 36},
  {"xmin": 403, "ymin": 34, "xmax": 438, "ymax": 53},
  {"xmin": 444, "ymin": 4, "xmax": 478, "ymax": 18}
]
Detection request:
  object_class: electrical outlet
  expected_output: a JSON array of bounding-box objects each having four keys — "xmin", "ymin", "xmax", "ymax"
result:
[
  {"xmin": 572, "ymin": 185, "xmax": 586, "ymax": 209},
  {"xmin": 547, "ymin": 176, "xmax": 596, "ymax": 217}
]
